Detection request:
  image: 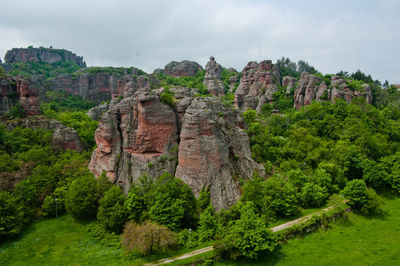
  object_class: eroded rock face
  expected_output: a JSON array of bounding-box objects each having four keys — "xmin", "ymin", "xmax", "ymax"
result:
[
  {"xmin": 164, "ymin": 60, "xmax": 203, "ymax": 77},
  {"xmin": 293, "ymin": 72, "xmax": 321, "ymax": 110},
  {"xmin": 5, "ymin": 116, "xmax": 84, "ymax": 152},
  {"xmin": 16, "ymin": 77, "xmax": 41, "ymax": 115},
  {"xmin": 203, "ymin": 56, "xmax": 225, "ymax": 96},
  {"xmin": 175, "ymin": 97, "xmax": 264, "ymax": 211},
  {"xmin": 5, "ymin": 48, "xmax": 86, "ymax": 67},
  {"xmin": 89, "ymin": 90, "xmax": 264, "ymax": 210},
  {"xmin": 87, "ymin": 103, "xmax": 109, "ymax": 121},
  {"xmin": 89, "ymin": 91, "xmax": 179, "ymax": 193},
  {"xmin": 234, "ymin": 60, "xmax": 281, "ymax": 113},
  {"xmin": 282, "ymin": 76, "xmax": 297, "ymax": 93}
]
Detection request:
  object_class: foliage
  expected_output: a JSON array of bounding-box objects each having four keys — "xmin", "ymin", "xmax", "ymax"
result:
[
  {"xmin": 299, "ymin": 183, "xmax": 329, "ymax": 208},
  {"xmin": 342, "ymin": 179, "xmax": 368, "ymax": 210},
  {"xmin": 198, "ymin": 205, "xmax": 217, "ymax": 242},
  {"xmin": 97, "ymin": 186, "xmax": 128, "ymax": 233},
  {"xmin": 65, "ymin": 174, "xmax": 99, "ymax": 220},
  {"xmin": 41, "ymin": 186, "xmax": 68, "ymax": 217},
  {"xmin": 0, "ymin": 191, "xmax": 26, "ymax": 242},
  {"xmin": 121, "ymin": 221, "xmax": 177, "ymax": 256},
  {"xmin": 197, "ymin": 188, "xmax": 211, "ymax": 213},
  {"xmin": 214, "ymin": 202, "xmax": 276, "ymax": 260},
  {"xmin": 43, "ymin": 90, "xmax": 96, "ymax": 112},
  {"xmin": 6, "ymin": 61, "xmax": 82, "ymax": 79},
  {"xmin": 7, "ymin": 103, "xmax": 26, "ymax": 119},
  {"xmin": 275, "ymin": 57, "xmax": 318, "ymax": 79},
  {"xmin": 86, "ymin": 222, "xmax": 122, "ymax": 248},
  {"xmin": 80, "ymin": 66, "xmax": 137, "ymax": 76},
  {"xmin": 160, "ymin": 88, "xmax": 176, "ymax": 107},
  {"xmin": 157, "ymin": 70, "xmax": 208, "ymax": 94}
]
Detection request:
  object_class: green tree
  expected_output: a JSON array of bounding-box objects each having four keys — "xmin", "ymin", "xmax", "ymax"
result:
[
  {"xmin": 0, "ymin": 191, "xmax": 25, "ymax": 242},
  {"xmin": 299, "ymin": 183, "xmax": 328, "ymax": 208},
  {"xmin": 343, "ymin": 179, "xmax": 367, "ymax": 210},
  {"xmin": 198, "ymin": 205, "xmax": 217, "ymax": 242},
  {"xmin": 97, "ymin": 186, "xmax": 127, "ymax": 233},
  {"xmin": 214, "ymin": 202, "xmax": 277, "ymax": 260},
  {"xmin": 65, "ymin": 174, "xmax": 99, "ymax": 220}
]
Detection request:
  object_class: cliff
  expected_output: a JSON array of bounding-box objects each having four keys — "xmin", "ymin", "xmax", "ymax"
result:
[{"xmin": 5, "ymin": 47, "xmax": 86, "ymax": 67}]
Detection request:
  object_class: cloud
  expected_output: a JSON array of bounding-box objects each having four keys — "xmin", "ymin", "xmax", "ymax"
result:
[{"xmin": 1, "ymin": 0, "xmax": 399, "ymax": 83}]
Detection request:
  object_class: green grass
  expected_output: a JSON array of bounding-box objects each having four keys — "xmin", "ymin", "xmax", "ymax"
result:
[
  {"xmin": 214, "ymin": 192, "xmax": 400, "ymax": 266},
  {"xmin": 267, "ymin": 204, "xmax": 328, "ymax": 228},
  {"xmin": 0, "ymin": 215, "xmax": 127, "ymax": 266}
]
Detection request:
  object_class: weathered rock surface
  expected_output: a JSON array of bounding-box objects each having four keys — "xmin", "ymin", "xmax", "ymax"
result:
[
  {"xmin": 234, "ymin": 60, "xmax": 281, "ymax": 113},
  {"xmin": 282, "ymin": 76, "xmax": 297, "ymax": 93},
  {"xmin": 89, "ymin": 90, "xmax": 179, "ymax": 193},
  {"xmin": 87, "ymin": 103, "xmax": 109, "ymax": 121},
  {"xmin": 175, "ymin": 97, "xmax": 265, "ymax": 211},
  {"xmin": 203, "ymin": 56, "xmax": 225, "ymax": 96},
  {"xmin": 293, "ymin": 72, "xmax": 321, "ymax": 110},
  {"xmin": 89, "ymin": 89, "xmax": 264, "ymax": 210},
  {"xmin": 48, "ymin": 72, "xmax": 158, "ymax": 105},
  {"xmin": 5, "ymin": 116, "xmax": 84, "ymax": 152},
  {"xmin": 291, "ymin": 73, "xmax": 373, "ymax": 109},
  {"xmin": 5, "ymin": 47, "xmax": 86, "ymax": 67},
  {"xmin": 0, "ymin": 75, "xmax": 42, "ymax": 115},
  {"xmin": 164, "ymin": 60, "xmax": 203, "ymax": 77}
]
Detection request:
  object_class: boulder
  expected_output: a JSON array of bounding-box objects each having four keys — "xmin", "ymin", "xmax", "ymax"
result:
[
  {"xmin": 164, "ymin": 60, "xmax": 203, "ymax": 77},
  {"xmin": 87, "ymin": 103, "xmax": 109, "ymax": 121}
]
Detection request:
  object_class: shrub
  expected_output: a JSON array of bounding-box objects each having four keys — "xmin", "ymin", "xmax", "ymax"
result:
[
  {"xmin": 41, "ymin": 186, "xmax": 68, "ymax": 217},
  {"xmin": 299, "ymin": 182, "xmax": 329, "ymax": 208},
  {"xmin": 160, "ymin": 91, "xmax": 175, "ymax": 107},
  {"xmin": 343, "ymin": 179, "xmax": 368, "ymax": 210},
  {"xmin": 8, "ymin": 103, "xmax": 26, "ymax": 119},
  {"xmin": 214, "ymin": 202, "xmax": 277, "ymax": 260},
  {"xmin": 97, "ymin": 186, "xmax": 127, "ymax": 233},
  {"xmin": 121, "ymin": 221, "xmax": 177, "ymax": 256},
  {"xmin": 65, "ymin": 174, "xmax": 99, "ymax": 220}
]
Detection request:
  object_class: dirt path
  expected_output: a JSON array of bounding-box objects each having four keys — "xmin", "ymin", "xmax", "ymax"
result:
[{"xmin": 146, "ymin": 203, "xmax": 345, "ymax": 265}]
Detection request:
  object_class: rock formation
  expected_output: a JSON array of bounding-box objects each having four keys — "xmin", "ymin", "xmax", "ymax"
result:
[
  {"xmin": 234, "ymin": 60, "xmax": 281, "ymax": 113},
  {"xmin": 291, "ymin": 72, "xmax": 373, "ymax": 110},
  {"xmin": 164, "ymin": 60, "xmax": 203, "ymax": 77},
  {"xmin": 5, "ymin": 116, "xmax": 84, "ymax": 152},
  {"xmin": 282, "ymin": 76, "xmax": 297, "ymax": 93},
  {"xmin": 89, "ymin": 88, "xmax": 264, "ymax": 210},
  {"xmin": 87, "ymin": 103, "xmax": 109, "ymax": 121},
  {"xmin": 5, "ymin": 47, "xmax": 86, "ymax": 67},
  {"xmin": 203, "ymin": 56, "xmax": 225, "ymax": 96}
]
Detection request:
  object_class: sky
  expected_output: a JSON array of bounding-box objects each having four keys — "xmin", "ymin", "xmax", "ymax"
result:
[{"xmin": 1, "ymin": 0, "xmax": 399, "ymax": 83}]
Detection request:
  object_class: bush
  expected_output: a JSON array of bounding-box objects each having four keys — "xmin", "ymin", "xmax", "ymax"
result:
[
  {"xmin": 160, "ymin": 91, "xmax": 176, "ymax": 107},
  {"xmin": 343, "ymin": 179, "xmax": 367, "ymax": 210},
  {"xmin": 214, "ymin": 202, "xmax": 277, "ymax": 260},
  {"xmin": 65, "ymin": 174, "xmax": 99, "ymax": 220},
  {"xmin": 8, "ymin": 103, "xmax": 26, "ymax": 119},
  {"xmin": 121, "ymin": 221, "xmax": 177, "ymax": 256},
  {"xmin": 299, "ymin": 183, "xmax": 329, "ymax": 208},
  {"xmin": 41, "ymin": 186, "xmax": 68, "ymax": 217},
  {"xmin": 97, "ymin": 186, "xmax": 127, "ymax": 233},
  {"xmin": 198, "ymin": 205, "xmax": 217, "ymax": 242}
]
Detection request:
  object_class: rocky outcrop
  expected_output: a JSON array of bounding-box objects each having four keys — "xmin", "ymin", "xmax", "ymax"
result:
[
  {"xmin": 282, "ymin": 76, "xmax": 297, "ymax": 93},
  {"xmin": 234, "ymin": 60, "xmax": 281, "ymax": 113},
  {"xmin": 175, "ymin": 97, "xmax": 265, "ymax": 211},
  {"xmin": 203, "ymin": 56, "xmax": 225, "ymax": 96},
  {"xmin": 89, "ymin": 89, "xmax": 264, "ymax": 210},
  {"xmin": 293, "ymin": 72, "xmax": 321, "ymax": 110},
  {"xmin": 89, "ymin": 90, "xmax": 179, "ymax": 193},
  {"xmin": 5, "ymin": 47, "xmax": 86, "ymax": 67},
  {"xmin": 164, "ymin": 60, "xmax": 203, "ymax": 77},
  {"xmin": 291, "ymin": 73, "xmax": 373, "ymax": 109},
  {"xmin": 5, "ymin": 116, "xmax": 84, "ymax": 152},
  {"xmin": 87, "ymin": 103, "xmax": 109, "ymax": 121}
]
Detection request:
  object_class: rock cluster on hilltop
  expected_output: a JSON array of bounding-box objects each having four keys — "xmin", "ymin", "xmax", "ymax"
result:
[
  {"xmin": 234, "ymin": 60, "xmax": 281, "ymax": 113},
  {"xmin": 163, "ymin": 60, "xmax": 203, "ymax": 77},
  {"xmin": 89, "ymin": 87, "xmax": 264, "ymax": 211},
  {"xmin": 5, "ymin": 47, "xmax": 86, "ymax": 67},
  {"xmin": 292, "ymin": 72, "xmax": 373, "ymax": 110},
  {"xmin": 203, "ymin": 56, "xmax": 225, "ymax": 96}
]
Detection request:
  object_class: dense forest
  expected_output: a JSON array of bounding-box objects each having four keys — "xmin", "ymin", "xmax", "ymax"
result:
[{"xmin": 1, "ymin": 55, "xmax": 400, "ymax": 264}]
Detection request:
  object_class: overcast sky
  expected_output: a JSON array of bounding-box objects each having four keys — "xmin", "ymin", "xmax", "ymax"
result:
[{"xmin": 1, "ymin": 0, "xmax": 399, "ymax": 83}]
